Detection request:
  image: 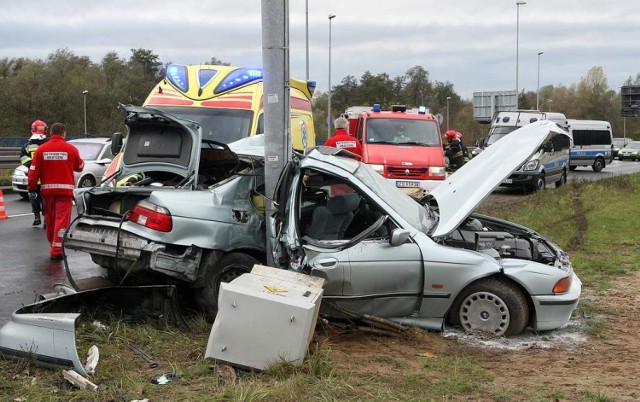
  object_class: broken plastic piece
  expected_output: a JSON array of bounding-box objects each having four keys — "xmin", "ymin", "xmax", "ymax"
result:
[
  {"xmin": 84, "ymin": 345, "xmax": 99, "ymax": 375},
  {"xmin": 151, "ymin": 373, "xmax": 178, "ymax": 385},
  {"xmin": 62, "ymin": 369, "xmax": 98, "ymax": 391}
]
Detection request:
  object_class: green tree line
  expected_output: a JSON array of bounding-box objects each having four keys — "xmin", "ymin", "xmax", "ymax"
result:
[{"xmin": 1, "ymin": 48, "xmax": 638, "ymax": 146}]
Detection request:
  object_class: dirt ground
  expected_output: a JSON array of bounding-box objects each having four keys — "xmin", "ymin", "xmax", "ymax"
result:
[{"xmin": 323, "ymin": 269, "xmax": 640, "ymax": 400}]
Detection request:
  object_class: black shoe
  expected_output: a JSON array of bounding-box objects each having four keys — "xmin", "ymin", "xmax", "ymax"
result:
[
  {"xmin": 50, "ymin": 254, "xmax": 64, "ymax": 261},
  {"xmin": 33, "ymin": 216, "xmax": 42, "ymax": 226}
]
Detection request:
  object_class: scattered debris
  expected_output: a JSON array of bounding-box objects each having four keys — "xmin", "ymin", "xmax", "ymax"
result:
[
  {"xmin": 128, "ymin": 342, "xmax": 159, "ymax": 369},
  {"xmin": 84, "ymin": 345, "xmax": 99, "ymax": 375},
  {"xmin": 416, "ymin": 351, "xmax": 435, "ymax": 358},
  {"xmin": 62, "ymin": 369, "xmax": 98, "ymax": 391},
  {"xmin": 91, "ymin": 321, "xmax": 109, "ymax": 332},
  {"xmin": 151, "ymin": 373, "xmax": 178, "ymax": 385}
]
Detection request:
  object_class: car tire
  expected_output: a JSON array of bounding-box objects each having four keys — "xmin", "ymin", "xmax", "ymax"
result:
[
  {"xmin": 592, "ymin": 158, "xmax": 605, "ymax": 172},
  {"xmin": 555, "ymin": 171, "xmax": 567, "ymax": 188},
  {"xmin": 569, "ymin": 166, "xmax": 577, "ymax": 171},
  {"xmin": 451, "ymin": 278, "xmax": 529, "ymax": 336},
  {"xmin": 78, "ymin": 175, "xmax": 96, "ymax": 188},
  {"xmin": 196, "ymin": 252, "xmax": 259, "ymax": 322},
  {"xmin": 528, "ymin": 175, "xmax": 545, "ymax": 193}
]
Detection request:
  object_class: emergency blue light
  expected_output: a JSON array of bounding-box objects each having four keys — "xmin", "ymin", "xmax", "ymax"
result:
[
  {"xmin": 166, "ymin": 64, "xmax": 189, "ymax": 92},
  {"xmin": 372, "ymin": 104, "xmax": 382, "ymax": 112},
  {"xmin": 307, "ymin": 80, "xmax": 316, "ymax": 96},
  {"xmin": 198, "ymin": 69, "xmax": 218, "ymax": 89},
  {"xmin": 215, "ymin": 68, "xmax": 263, "ymax": 94}
]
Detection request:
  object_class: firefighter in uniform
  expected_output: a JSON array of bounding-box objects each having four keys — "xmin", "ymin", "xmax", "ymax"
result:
[
  {"xmin": 324, "ymin": 116, "xmax": 363, "ymax": 157},
  {"xmin": 444, "ymin": 130, "xmax": 468, "ymax": 171},
  {"xmin": 27, "ymin": 123, "xmax": 84, "ymax": 260},
  {"xmin": 20, "ymin": 120, "xmax": 49, "ymax": 225}
]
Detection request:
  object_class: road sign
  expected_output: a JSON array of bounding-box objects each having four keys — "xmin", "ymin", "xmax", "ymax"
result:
[{"xmin": 621, "ymin": 85, "xmax": 640, "ymax": 117}]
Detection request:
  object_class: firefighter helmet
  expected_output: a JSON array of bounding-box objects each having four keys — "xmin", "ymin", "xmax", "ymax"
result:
[
  {"xmin": 445, "ymin": 130, "xmax": 457, "ymax": 142},
  {"xmin": 31, "ymin": 120, "xmax": 48, "ymax": 135}
]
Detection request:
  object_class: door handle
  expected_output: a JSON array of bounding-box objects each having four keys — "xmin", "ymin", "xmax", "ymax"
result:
[{"xmin": 312, "ymin": 258, "xmax": 339, "ymax": 269}]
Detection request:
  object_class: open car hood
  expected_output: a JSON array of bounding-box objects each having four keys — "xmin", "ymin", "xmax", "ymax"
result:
[{"xmin": 429, "ymin": 121, "xmax": 568, "ymax": 237}]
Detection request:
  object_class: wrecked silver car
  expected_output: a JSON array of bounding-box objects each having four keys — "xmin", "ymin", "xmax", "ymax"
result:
[
  {"xmin": 65, "ymin": 106, "xmax": 266, "ymax": 319},
  {"xmin": 271, "ymin": 120, "xmax": 580, "ymax": 336},
  {"xmin": 65, "ymin": 111, "xmax": 579, "ymax": 336}
]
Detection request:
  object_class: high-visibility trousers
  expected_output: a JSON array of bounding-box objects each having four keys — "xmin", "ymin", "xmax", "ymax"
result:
[{"xmin": 42, "ymin": 194, "xmax": 73, "ymax": 258}]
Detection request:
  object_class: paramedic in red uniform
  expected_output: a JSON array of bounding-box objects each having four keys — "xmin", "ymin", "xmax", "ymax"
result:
[
  {"xmin": 27, "ymin": 123, "xmax": 84, "ymax": 260},
  {"xmin": 324, "ymin": 116, "xmax": 363, "ymax": 157}
]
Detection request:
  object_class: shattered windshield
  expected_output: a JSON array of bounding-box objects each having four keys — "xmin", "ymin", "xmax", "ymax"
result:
[
  {"xmin": 151, "ymin": 106, "xmax": 254, "ymax": 144},
  {"xmin": 353, "ymin": 164, "xmax": 434, "ymax": 233}
]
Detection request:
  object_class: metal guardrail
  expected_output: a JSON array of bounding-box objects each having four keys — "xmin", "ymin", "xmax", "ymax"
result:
[{"xmin": 0, "ymin": 147, "xmax": 20, "ymax": 169}]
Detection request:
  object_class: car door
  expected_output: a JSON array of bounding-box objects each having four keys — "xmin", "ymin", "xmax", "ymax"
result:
[{"xmin": 287, "ymin": 167, "xmax": 424, "ymax": 318}]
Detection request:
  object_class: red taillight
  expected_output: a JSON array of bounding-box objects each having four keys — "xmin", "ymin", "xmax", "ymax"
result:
[{"xmin": 130, "ymin": 200, "xmax": 172, "ymax": 232}]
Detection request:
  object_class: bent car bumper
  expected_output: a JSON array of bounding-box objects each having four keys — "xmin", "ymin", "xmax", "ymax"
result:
[
  {"xmin": 65, "ymin": 223, "xmax": 203, "ymax": 282},
  {"xmin": 531, "ymin": 273, "xmax": 582, "ymax": 331}
]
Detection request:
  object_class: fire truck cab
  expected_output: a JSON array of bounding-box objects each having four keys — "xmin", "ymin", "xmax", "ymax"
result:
[{"xmin": 346, "ymin": 104, "xmax": 446, "ymax": 196}]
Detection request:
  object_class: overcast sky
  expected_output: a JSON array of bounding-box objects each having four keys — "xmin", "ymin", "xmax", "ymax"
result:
[{"xmin": 1, "ymin": 0, "xmax": 637, "ymax": 100}]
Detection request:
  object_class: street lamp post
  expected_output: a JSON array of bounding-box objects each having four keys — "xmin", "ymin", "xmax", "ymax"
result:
[
  {"xmin": 446, "ymin": 96, "xmax": 451, "ymax": 131},
  {"xmin": 327, "ymin": 14, "xmax": 336, "ymax": 136},
  {"xmin": 82, "ymin": 90, "xmax": 88, "ymax": 138},
  {"xmin": 516, "ymin": 1, "xmax": 526, "ymax": 109},
  {"xmin": 536, "ymin": 51, "xmax": 544, "ymax": 110},
  {"xmin": 305, "ymin": 0, "xmax": 309, "ymax": 80}
]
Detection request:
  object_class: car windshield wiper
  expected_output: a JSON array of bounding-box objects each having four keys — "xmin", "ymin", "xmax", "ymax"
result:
[
  {"xmin": 396, "ymin": 141, "xmax": 432, "ymax": 146},
  {"xmin": 367, "ymin": 140, "xmax": 396, "ymax": 145}
]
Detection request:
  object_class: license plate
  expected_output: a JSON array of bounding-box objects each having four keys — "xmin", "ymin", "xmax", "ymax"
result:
[
  {"xmin": 396, "ymin": 181, "xmax": 420, "ymax": 188},
  {"xmin": 502, "ymin": 179, "xmax": 513, "ymax": 184}
]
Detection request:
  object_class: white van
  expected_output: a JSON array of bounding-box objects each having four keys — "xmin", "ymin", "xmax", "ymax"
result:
[
  {"xmin": 481, "ymin": 110, "xmax": 568, "ymax": 148},
  {"xmin": 567, "ymin": 120, "xmax": 613, "ymax": 172}
]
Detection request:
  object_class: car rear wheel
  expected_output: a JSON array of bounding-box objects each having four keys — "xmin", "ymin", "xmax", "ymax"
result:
[
  {"xmin": 196, "ymin": 252, "xmax": 259, "ymax": 322},
  {"xmin": 555, "ymin": 171, "xmax": 567, "ymax": 188},
  {"xmin": 451, "ymin": 278, "xmax": 529, "ymax": 336},
  {"xmin": 592, "ymin": 158, "xmax": 605, "ymax": 172},
  {"xmin": 569, "ymin": 165, "xmax": 577, "ymax": 171}
]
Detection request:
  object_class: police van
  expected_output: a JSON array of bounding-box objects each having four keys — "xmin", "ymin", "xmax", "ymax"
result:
[
  {"xmin": 567, "ymin": 119, "xmax": 613, "ymax": 172},
  {"xmin": 481, "ymin": 111, "xmax": 571, "ymax": 192}
]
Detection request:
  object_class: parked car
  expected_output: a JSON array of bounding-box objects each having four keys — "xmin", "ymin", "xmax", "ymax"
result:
[
  {"xmin": 67, "ymin": 137, "xmax": 115, "ymax": 188},
  {"xmin": 618, "ymin": 141, "xmax": 640, "ymax": 161},
  {"xmin": 613, "ymin": 137, "xmax": 633, "ymax": 158},
  {"xmin": 11, "ymin": 137, "xmax": 114, "ymax": 199},
  {"xmin": 65, "ymin": 109, "xmax": 580, "ymax": 336}
]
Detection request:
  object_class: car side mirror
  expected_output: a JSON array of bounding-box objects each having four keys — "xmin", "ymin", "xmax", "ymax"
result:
[
  {"xmin": 477, "ymin": 138, "xmax": 485, "ymax": 148},
  {"xmin": 111, "ymin": 132, "xmax": 123, "ymax": 155},
  {"xmin": 390, "ymin": 228, "xmax": 410, "ymax": 246}
]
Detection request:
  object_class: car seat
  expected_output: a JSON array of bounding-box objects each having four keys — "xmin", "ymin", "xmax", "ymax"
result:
[{"xmin": 309, "ymin": 192, "xmax": 360, "ymax": 240}]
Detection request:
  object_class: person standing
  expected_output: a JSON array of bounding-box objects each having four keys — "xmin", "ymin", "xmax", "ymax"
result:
[
  {"xmin": 324, "ymin": 116, "xmax": 363, "ymax": 157},
  {"xmin": 444, "ymin": 130, "xmax": 468, "ymax": 171},
  {"xmin": 20, "ymin": 120, "xmax": 49, "ymax": 226},
  {"xmin": 27, "ymin": 123, "xmax": 84, "ymax": 260}
]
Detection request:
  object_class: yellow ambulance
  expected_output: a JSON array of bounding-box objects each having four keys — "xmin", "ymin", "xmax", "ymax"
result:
[{"xmin": 143, "ymin": 64, "xmax": 316, "ymax": 151}]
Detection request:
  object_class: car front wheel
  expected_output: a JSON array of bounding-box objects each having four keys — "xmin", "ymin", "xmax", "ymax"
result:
[
  {"xmin": 196, "ymin": 252, "xmax": 259, "ymax": 322},
  {"xmin": 78, "ymin": 175, "xmax": 96, "ymax": 188},
  {"xmin": 451, "ymin": 278, "xmax": 529, "ymax": 336}
]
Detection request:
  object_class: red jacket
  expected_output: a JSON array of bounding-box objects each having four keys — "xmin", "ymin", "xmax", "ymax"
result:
[
  {"xmin": 324, "ymin": 129, "xmax": 363, "ymax": 157},
  {"xmin": 28, "ymin": 135, "xmax": 84, "ymax": 197}
]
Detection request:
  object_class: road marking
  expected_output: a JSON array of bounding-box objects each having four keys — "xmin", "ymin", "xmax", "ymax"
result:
[{"xmin": 8, "ymin": 213, "xmax": 33, "ymax": 218}]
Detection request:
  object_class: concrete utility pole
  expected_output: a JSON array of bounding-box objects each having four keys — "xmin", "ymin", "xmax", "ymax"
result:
[
  {"xmin": 327, "ymin": 14, "xmax": 336, "ymax": 136},
  {"xmin": 536, "ymin": 51, "xmax": 544, "ymax": 110},
  {"xmin": 305, "ymin": 0, "xmax": 309, "ymax": 80},
  {"xmin": 261, "ymin": 0, "xmax": 291, "ymax": 265},
  {"xmin": 515, "ymin": 1, "xmax": 526, "ymax": 109}
]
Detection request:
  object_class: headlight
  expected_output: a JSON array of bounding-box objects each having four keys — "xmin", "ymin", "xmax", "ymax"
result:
[
  {"xmin": 13, "ymin": 169, "xmax": 26, "ymax": 177},
  {"xmin": 370, "ymin": 164, "xmax": 385, "ymax": 175},
  {"xmin": 429, "ymin": 166, "xmax": 446, "ymax": 176},
  {"xmin": 523, "ymin": 159, "xmax": 539, "ymax": 171}
]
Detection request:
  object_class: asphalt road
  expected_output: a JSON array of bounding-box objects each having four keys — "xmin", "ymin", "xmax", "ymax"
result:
[
  {"xmin": 1, "ymin": 159, "xmax": 639, "ymax": 323},
  {"xmin": 0, "ymin": 194, "xmax": 104, "ymax": 323}
]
